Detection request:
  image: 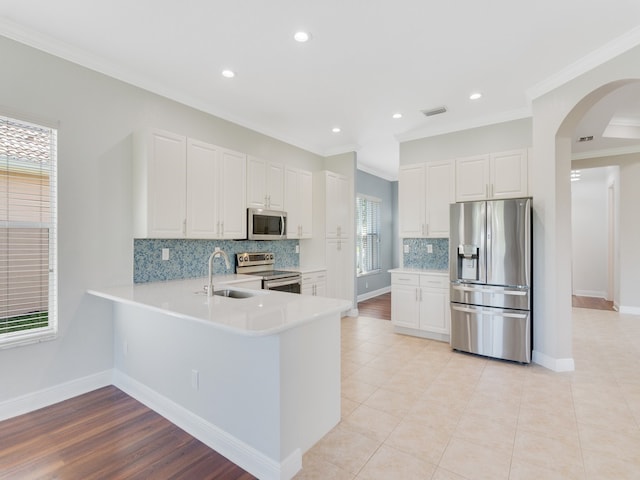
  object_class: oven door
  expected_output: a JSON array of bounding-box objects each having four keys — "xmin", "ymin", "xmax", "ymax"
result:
[{"xmin": 263, "ymin": 277, "xmax": 301, "ymax": 294}]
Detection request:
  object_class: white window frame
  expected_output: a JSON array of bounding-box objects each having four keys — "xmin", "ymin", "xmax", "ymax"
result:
[
  {"xmin": 0, "ymin": 114, "xmax": 58, "ymax": 349},
  {"xmin": 356, "ymin": 194, "xmax": 381, "ymax": 277}
]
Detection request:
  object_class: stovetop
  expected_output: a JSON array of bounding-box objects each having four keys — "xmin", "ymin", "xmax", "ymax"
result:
[{"xmin": 244, "ymin": 269, "xmax": 300, "ymax": 280}]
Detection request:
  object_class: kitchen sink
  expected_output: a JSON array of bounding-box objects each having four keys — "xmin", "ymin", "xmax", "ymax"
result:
[{"xmin": 212, "ymin": 289, "xmax": 259, "ymax": 299}]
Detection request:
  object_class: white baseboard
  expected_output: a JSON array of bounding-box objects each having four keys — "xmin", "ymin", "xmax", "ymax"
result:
[
  {"xmin": 113, "ymin": 370, "xmax": 299, "ymax": 480},
  {"xmin": 357, "ymin": 286, "xmax": 391, "ymax": 303},
  {"xmin": 532, "ymin": 350, "xmax": 575, "ymax": 372},
  {"xmin": 0, "ymin": 370, "xmax": 113, "ymax": 422},
  {"xmin": 618, "ymin": 305, "xmax": 640, "ymax": 315}
]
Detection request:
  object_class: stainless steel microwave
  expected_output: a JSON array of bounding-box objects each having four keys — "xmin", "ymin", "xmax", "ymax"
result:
[{"xmin": 246, "ymin": 208, "xmax": 287, "ymax": 240}]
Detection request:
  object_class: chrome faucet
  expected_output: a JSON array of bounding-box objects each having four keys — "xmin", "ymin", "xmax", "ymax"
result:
[{"xmin": 207, "ymin": 249, "xmax": 231, "ymax": 296}]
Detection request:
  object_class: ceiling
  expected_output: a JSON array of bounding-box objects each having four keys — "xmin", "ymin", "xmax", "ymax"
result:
[{"xmin": 1, "ymin": 1, "xmax": 640, "ymax": 180}]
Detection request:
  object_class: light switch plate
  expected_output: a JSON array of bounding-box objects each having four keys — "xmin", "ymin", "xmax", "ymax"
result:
[
  {"xmin": 426, "ymin": 244, "xmax": 433, "ymax": 254},
  {"xmin": 403, "ymin": 244, "xmax": 409, "ymax": 253},
  {"xmin": 162, "ymin": 248, "xmax": 170, "ymax": 261}
]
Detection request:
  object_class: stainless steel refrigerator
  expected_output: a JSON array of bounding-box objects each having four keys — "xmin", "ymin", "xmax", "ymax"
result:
[{"xmin": 449, "ymin": 198, "xmax": 532, "ymax": 363}]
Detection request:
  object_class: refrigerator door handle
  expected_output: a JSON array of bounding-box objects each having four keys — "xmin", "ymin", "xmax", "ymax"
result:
[
  {"xmin": 452, "ymin": 285, "xmax": 494, "ymax": 294},
  {"xmin": 451, "ymin": 304, "xmax": 528, "ymax": 319}
]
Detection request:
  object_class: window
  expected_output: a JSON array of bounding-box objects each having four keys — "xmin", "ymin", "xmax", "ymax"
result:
[
  {"xmin": 0, "ymin": 115, "xmax": 57, "ymax": 347},
  {"xmin": 356, "ymin": 194, "xmax": 381, "ymax": 276}
]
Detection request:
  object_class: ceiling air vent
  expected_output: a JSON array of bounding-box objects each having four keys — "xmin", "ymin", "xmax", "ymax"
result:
[
  {"xmin": 578, "ymin": 135, "xmax": 594, "ymax": 142},
  {"xmin": 421, "ymin": 106, "xmax": 447, "ymax": 117}
]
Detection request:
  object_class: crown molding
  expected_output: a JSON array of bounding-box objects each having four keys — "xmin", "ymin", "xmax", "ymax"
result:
[
  {"xmin": 356, "ymin": 163, "xmax": 397, "ymax": 182},
  {"xmin": 526, "ymin": 25, "xmax": 640, "ymax": 102}
]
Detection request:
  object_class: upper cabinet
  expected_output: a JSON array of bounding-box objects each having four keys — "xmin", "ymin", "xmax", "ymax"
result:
[
  {"xmin": 456, "ymin": 149, "xmax": 528, "ymax": 201},
  {"xmin": 284, "ymin": 167, "xmax": 313, "ymax": 239},
  {"xmin": 324, "ymin": 171, "xmax": 350, "ymax": 238},
  {"xmin": 134, "ymin": 128, "xmax": 246, "ymax": 239},
  {"xmin": 246, "ymin": 156, "xmax": 284, "ymax": 210},
  {"xmin": 399, "ymin": 160, "xmax": 455, "ymax": 238}
]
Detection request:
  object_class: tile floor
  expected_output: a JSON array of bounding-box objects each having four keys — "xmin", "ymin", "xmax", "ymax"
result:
[{"xmin": 294, "ymin": 307, "xmax": 640, "ymax": 479}]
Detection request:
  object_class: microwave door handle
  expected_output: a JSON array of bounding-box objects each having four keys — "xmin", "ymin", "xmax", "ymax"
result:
[{"xmin": 280, "ymin": 214, "xmax": 285, "ymax": 238}]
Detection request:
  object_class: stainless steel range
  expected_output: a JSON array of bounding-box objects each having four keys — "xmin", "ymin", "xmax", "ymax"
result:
[{"xmin": 236, "ymin": 252, "xmax": 301, "ymax": 293}]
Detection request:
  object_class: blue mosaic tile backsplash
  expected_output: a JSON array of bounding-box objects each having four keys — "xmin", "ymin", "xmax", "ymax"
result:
[
  {"xmin": 403, "ymin": 238, "xmax": 449, "ymax": 270},
  {"xmin": 134, "ymin": 239, "xmax": 300, "ymax": 283}
]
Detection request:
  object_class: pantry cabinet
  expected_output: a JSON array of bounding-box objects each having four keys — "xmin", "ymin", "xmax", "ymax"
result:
[
  {"xmin": 455, "ymin": 149, "xmax": 527, "ymax": 201},
  {"xmin": 391, "ymin": 271, "xmax": 450, "ymax": 341},
  {"xmin": 133, "ymin": 129, "xmax": 246, "ymax": 239},
  {"xmin": 325, "ymin": 239, "xmax": 349, "ymax": 300},
  {"xmin": 325, "ymin": 171, "xmax": 350, "ymax": 238},
  {"xmin": 246, "ymin": 156, "xmax": 284, "ymax": 210},
  {"xmin": 284, "ymin": 167, "xmax": 313, "ymax": 239},
  {"xmin": 398, "ymin": 160, "xmax": 454, "ymax": 238}
]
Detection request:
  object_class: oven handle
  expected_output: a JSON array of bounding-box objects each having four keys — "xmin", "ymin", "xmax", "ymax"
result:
[{"xmin": 265, "ymin": 278, "xmax": 301, "ymax": 289}]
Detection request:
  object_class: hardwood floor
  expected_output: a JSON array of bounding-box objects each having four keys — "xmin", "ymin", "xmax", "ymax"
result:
[
  {"xmin": 357, "ymin": 292, "xmax": 391, "ymax": 320},
  {"xmin": 0, "ymin": 386, "xmax": 255, "ymax": 480},
  {"xmin": 572, "ymin": 295, "xmax": 615, "ymax": 311}
]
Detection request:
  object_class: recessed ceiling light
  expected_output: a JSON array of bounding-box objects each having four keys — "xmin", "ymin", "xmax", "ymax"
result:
[
  {"xmin": 294, "ymin": 31, "xmax": 310, "ymax": 43},
  {"xmin": 392, "ymin": 113, "xmax": 403, "ymax": 119},
  {"xmin": 221, "ymin": 69, "xmax": 235, "ymax": 78},
  {"xmin": 469, "ymin": 92, "xmax": 482, "ymax": 100},
  {"xmin": 332, "ymin": 127, "xmax": 341, "ymax": 133}
]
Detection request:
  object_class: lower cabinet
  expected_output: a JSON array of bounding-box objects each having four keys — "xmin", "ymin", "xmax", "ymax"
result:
[
  {"xmin": 301, "ymin": 270, "xmax": 327, "ymax": 296},
  {"xmin": 391, "ymin": 272, "xmax": 450, "ymax": 341}
]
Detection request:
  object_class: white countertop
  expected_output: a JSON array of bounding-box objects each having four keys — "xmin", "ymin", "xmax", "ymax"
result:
[
  {"xmin": 389, "ymin": 268, "xmax": 449, "ymax": 275},
  {"xmin": 284, "ymin": 265, "xmax": 327, "ymax": 274},
  {"xmin": 88, "ymin": 276, "xmax": 351, "ymax": 337}
]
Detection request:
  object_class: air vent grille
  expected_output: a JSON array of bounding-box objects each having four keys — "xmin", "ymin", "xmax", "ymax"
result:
[
  {"xmin": 578, "ymin": 135, "xmax": 594, "ymax": 142},
  {"xmin": 421, "ymin": 106, "xmax": 447, "ymax": 117}
]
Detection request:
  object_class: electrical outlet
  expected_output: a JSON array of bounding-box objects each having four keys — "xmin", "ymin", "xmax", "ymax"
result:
[
  {"xmin": 191, "ymin": 369, "xmax": 199, "ymax": 390},
  {"xmin": 162, "ymin": 248, "xmax": 170, "ymax": 261},
  {"xmin": 214, "ymin": 247, "xmax": 220, "ymax": 253},
  {"xmin": 426, "ymin": 244, "xmax": 433, "ymax": 254},
  {"xmin": 403, "ymin": 244, "xmax": 409, "ymax": 253},
  {"xmin": 295, "ymin": 244, "xmax": 300, "ymax": 254}
]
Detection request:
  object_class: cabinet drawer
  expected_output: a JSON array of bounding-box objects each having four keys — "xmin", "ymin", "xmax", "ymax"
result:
[
  {"xmin": 420, "ymin": 275, "xmax": 448, "ymax": 289},
  {"xmin": 391, "ymin": 273, "xmax": 419, "ymax": 286}
]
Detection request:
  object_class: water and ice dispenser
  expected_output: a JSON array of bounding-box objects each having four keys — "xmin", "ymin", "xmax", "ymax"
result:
[{"xmin": 456, "ymin": 244, "xmax": 479, "ymax": 281}]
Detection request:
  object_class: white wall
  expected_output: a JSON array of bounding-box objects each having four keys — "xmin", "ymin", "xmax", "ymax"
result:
[
  {"xmin": 0, "ymin": 35, "xmax": 324, "ymax": 406},
  {"xmin": 571, "ymin": 167, "xmax": 610, "ymax": 298}
]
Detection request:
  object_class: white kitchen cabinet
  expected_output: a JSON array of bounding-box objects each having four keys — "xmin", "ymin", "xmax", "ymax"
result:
[
  {"xmin": 133, "ymin": 129, "xmax": 187, "ymax": 238},
  {"xmin": 187, "ymin": 140, "xmax": 246, "ymax": 239},
  {"xmin": 398, "ymin": 160, "xmax": 454, "ymax": 238},
  {"xmin": 134, "ymin": 129, "xmax": 246, "ymax": 239},
  {"xmin": 455, "ymin": 149, "xmax": 527, "ymax": 201},
  {"xmin": 391, "ymin": 272, "xmax": 450, "ymax": 341},
  {"xmin": 246, "ymin": 155, "xmax": 284, "ymax": 210},
  {"xmin": 325, "ymin": 239, "xmax": 349, "ymax": 301},
  {"xmin": 284, "ymin": 167, "xmax": 313, "ymax": 239},
  {"xmin": 301, "ymin": 269, "xmax": 327, "ymax": 296},
  {"xmin": 325, "ymin": 171, "xmax": 350, "ymax": 238}
]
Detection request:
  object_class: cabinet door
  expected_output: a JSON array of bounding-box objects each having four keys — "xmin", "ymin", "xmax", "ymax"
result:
[
  {"xmin": 246, "ymin": 155, "xmax": 267, "ymax": 208},
  {"xmin": 147, "ymin": 130, "xmax": 187, "ymax": 238},
  {"xmin": 425, "ymin": 161, "xmax": 454, "ymax": 237},
  {"xmin": 398, "ymin": 164, "xmax": 426, "ymax": 238},
  {"xmin": 186, "ymin": 139, "xmax": 220, "ymax": 238},
  {"xmin": 218, "ymin": 148, "xmax": 247, "ymax": 239},
  {"xmin": 298, "ymin": 169, "xmax": 313, "ymax": 238},
  {"xmin": 326, "ymin": 239, "xmax": 349, "ymax": 301},
  {"xmin": 391, "ymin": 284, "xmax": 419, "ymax": 328},
  {"xmin": 326, "ymin": 172, "xmax": 349, "ymax": 238},
  {"xmin": 490, "ymin": 149, "xmax": 528, "ymax": 199},
  {"xmin": 267, "ymin": 161, "xmax": 284, "ymax": 210},
  {"xmin": 419, "ymin": 288, "xmax": 448, "ymax": 334},
  {"xmin": 456, "ymin": 155, "xmax": 490, "ymax": 202}
]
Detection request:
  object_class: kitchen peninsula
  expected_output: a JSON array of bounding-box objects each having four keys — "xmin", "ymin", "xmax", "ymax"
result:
[{"xmin": 88, "ymin": 277, "xmax": 350, "ymax": 480}]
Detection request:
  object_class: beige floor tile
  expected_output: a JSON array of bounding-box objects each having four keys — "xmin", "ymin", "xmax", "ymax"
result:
[
  {"xmin": 578, "ymin": 422, "xmax": 640, "ymax": 464},
  {"xmin": 464, "ymin": 391, "xmax": 521, "ymax": 423},
  {"xmin": 385, "ymin": 416, "xmax": 452, "ymax": 465},
  {"xmin": 342, "ymin": 404, "xmax": 401, "ymax": 442},
  {"xmin": 341, "ymin": 396, "xmax": 360, "ymax": 419},
  {"xmin": 355, "ymin": 445, "xmax": 436, "ymax": 480},
  {"xmin": 508, "ymin": 457, "xmax": 586, "ymax": 480},
  {"xmin": 342, "ymin": 349, "xmax": 379, "ymax": 366},
  {"xmin": 363, "ymin": 386, "xmax": 421, "ymax": 418},
  {"xmin": 516, "ymin": 405, "xmax": 579, "ymax": 443},
  {"xmin": 583, "ymin": 450, "xmax": 640, "ymax": 480},
  {"xmin": 431, "ymin": 468, "xmax": 468, "ymax": 480},
  {"xmin": 351, "ymin": 365, "xmax": 395, "ymax": 387},
  {"xmin": 439, "ymin": 437, "xmax": 511, "ymax": 480},
  {"xmin": 294, "ymin": 450, "xmax": 355, "ymax": 480},
  {"xmin": 453, "ymin": 412, "xmax": 516, "ymax": 455},
  {"xmin": 512, "ymin": 428, "xmax": 583, "ymax": 474},
  {"xmin": 310, "ymin": 424, "xmax": 381, "ymax": 475},
  {"xmin": 342, "ymin": 377, "xmax": 379, "ymax": 403}
]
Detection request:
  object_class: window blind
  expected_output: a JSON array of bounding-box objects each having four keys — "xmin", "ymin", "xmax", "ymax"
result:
[
  {"xmin": 356, "ymin": 195, "xmax": 381, "ymax": 276},
  {"xmin": 0, "ymin": 116, "xmax": 57, "ymax": 347}
]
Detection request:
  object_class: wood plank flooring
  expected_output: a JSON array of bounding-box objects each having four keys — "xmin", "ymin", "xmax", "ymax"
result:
[
  {"xmin": 572, "ymin": 295, "xmax": 615, "ymax": 311},
  {"xmin": 0, "ymin": 386, "xmax": 255, "ymax": 480},
  {"xmin": 357, "ymin": 292, "xmax": 391, "ymax": 320}
]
